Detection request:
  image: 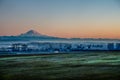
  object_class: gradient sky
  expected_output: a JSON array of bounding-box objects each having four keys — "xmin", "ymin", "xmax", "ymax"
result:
[{"xmin": 0, "ymin": 0, "xmax": 120, "ymax": 38}]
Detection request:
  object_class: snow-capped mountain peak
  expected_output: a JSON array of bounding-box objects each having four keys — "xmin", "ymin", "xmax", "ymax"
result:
[{"xmin": 19, "ymin": 30, "xmax": 46, "ymax": 36}]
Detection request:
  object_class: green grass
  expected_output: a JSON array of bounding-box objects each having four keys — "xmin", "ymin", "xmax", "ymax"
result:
[{"xmin": 0, "ymin": 51, "xmax": 120, "ymax": 80}]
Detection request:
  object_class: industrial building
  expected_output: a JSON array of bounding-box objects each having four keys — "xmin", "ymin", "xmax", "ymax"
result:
[{"xmin": 0, "ymin": 42, "xmax": 120, "ymax": 53}]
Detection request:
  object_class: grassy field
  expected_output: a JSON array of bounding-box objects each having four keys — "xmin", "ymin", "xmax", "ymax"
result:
[{"xmin": 0, "ymin": 51, "xmax": 120, "ymax": 80}]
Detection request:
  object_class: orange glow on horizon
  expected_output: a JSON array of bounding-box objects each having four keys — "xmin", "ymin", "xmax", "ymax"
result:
[{"xmin": 0, "ymin": 19, "xmax": 120, "ymax": 39}]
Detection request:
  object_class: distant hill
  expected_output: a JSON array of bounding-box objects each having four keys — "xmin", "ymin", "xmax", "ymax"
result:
[
  {"xmin": 0, "ymin": 29, "xmax": 120, "ymax": 41},
  {"xmin": 0, "ymin": 30, "xmax": 65, "ymax": 41}
]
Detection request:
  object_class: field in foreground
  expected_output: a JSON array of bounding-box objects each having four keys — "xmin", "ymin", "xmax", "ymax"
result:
[{"xmin": 0, "ymin": 51, "xmax": 120, "ymax": 80}]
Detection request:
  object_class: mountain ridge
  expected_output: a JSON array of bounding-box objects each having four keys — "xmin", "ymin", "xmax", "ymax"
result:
[
  {"xmin": 0, "ymin": 30, "xmax": 66, "ymax": 41},
  {"xmin": 19, "ymin": 30, "xmax": 48, "ymax": 37},
  {"xmin": 0, "ymin": 30, "xmax": 120, "ymax": 41}
]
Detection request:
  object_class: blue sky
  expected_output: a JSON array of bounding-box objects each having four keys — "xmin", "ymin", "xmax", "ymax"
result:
[{"xmin": 0, "ymin": 0, "xmax": 120, "ymax": 38}]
